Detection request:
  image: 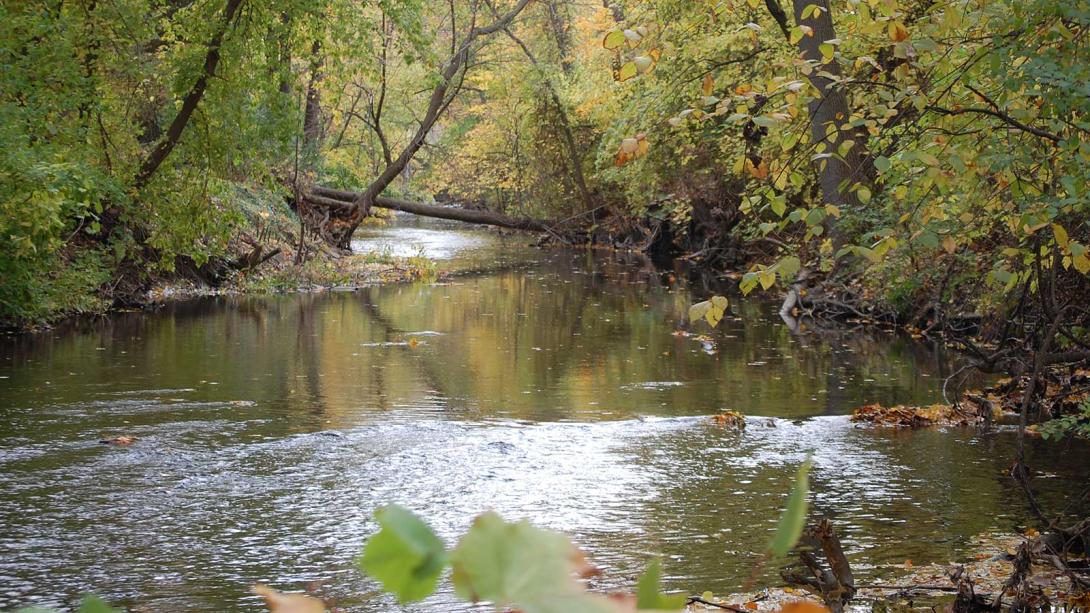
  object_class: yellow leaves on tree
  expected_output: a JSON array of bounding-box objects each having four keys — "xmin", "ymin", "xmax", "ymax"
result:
[{"xmin": 888, "ymin": 21, "xmax": 909, "ymax": 42}]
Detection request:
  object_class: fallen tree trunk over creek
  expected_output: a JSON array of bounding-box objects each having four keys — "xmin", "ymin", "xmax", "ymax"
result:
[{"xmin": 304, "ymin": 186, "xmax": 560, "ymax": 241}]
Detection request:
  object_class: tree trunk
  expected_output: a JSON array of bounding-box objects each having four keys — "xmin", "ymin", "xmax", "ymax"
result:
[
  {"xmin": 277, "ymin": 12, "xmax": 292, "ymax": 95},
  {"xmin": 303, "ymin": 39, "xmax": 324, "ymax": 150},
  {"xmin": 307, "ymin": 186, "xmax": 556, "ymax": 234},
  {"xmin": 133, "ymin": 0, "xmax": 245, "ymax": 191},
  {"xmin": 788, "ymin": 0, "xmax": 871, "ymax": 243},
  {"xmin": 546, "ymin": 0, "xmax": 573, "ymax": 74},
  {"xmin": 337, "ymin": 0, "xmax": 535, "ymax": 248}
]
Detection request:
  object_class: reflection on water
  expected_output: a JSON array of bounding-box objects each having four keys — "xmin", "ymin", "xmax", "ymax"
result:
[
  {"xmin": 351, "ymin": 216, "xmax": 493, "ymax": 261},
  {"xmin": 1, "ymin": 216, "xmax": 1088, "ymax": 611}
]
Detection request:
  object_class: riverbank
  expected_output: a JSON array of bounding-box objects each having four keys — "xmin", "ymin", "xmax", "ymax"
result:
[
  {"xmin": 0, "ymin": 185, "xmax": 438, "ymax": 333},
  {"xmin": 689, "ymin": 530, "xmax": 1088, "ymax": 612}
]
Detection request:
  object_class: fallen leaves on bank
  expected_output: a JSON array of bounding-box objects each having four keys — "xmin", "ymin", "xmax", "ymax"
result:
[
  {"xmin": 852, "ymin": 370, "xmax": 1090, "ymax": 429},
  {"xmin": 850, "ymin": 402, "xmax": 991, "ymax": 427},
  {"xmin": 687, "ymin": 588, "xmax": 825, "ymax": 612},
  {"xmin": 856, "ymin": 531, "xmax": 1090, "ymax": 611},
  {"xmin": 851, "ymin": 379, "xmax": 1018, "ymax": 428}
]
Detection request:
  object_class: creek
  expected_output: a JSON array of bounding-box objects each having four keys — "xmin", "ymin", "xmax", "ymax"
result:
[{"xmin": 1, "ymin": 215, "xmax": 1087, "ymax": 611}]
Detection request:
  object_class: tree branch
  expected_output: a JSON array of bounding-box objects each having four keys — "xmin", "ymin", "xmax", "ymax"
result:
[{"xmin": 133, "ymin": 0, "xmax": 245, "ymax": 190}]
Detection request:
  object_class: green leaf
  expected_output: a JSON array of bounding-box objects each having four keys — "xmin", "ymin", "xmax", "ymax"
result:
[
  {"xmin": 359, "ymin": 505, "xmax": 448, "ymax": 603},
  {"xmin": 450, "ymin": 512, "xmax": 614, "ymax": 613},
  {"xmin": 77, "ymin": 597, "xmax": 122, "ymax": 613},
  {"xmin": 603, "ymin": 30, "xmax": 626, "ymax": 50},
  {"xmin": 768, "ymin": 456, "xmax": 811, "ymax": 558},
  {"xmin": 635, "ymin": 559, "xmax": 687, "ymax": 610},
  {"xmin": 915, "ymin": 230, "xmax": 939, "ymax": 249},
  {"xmin": 740, "ymin": 273, "xmax": 759, "ymax": 295},
  {"xmin": 874, "ymin": 156, "xmax": 891, "ymax": 173},
  {"xmin": 771, "ymin": 197, "xmax": 787, "ymax": 217},
  {"xmin": 618, "ymin": 62, "xmax": 638, "ymax": 81},
  {"xmin": 777, "ymin": 256, "xmax": 801, "ymax": 280},
  {"xmin": 916, "ymin": 151, "xmax": 940, "ymax": 166},
  {"xmin": 805, "ymin": 208, "xmax": 825, "ymax": 227}
]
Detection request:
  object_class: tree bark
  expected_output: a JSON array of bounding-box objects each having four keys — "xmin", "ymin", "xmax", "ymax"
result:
[
  {"xmin": 277, "ymin": 11, "xmax": 292, "ymax": 95},
  {"xmin": 303, "ymin": 39, "xmax": 324, "ymax": 150},
  {"xmin": 761, "ymin": 0, "xmax": 871, "ymax": 246},
  {"xmin": 790, "ymin": 0, "xmax": 866, "ymax": 213},
  {"xmin": 307, "ymin": 186, "xmax": 555, "ymax": 233},
  {"xmin": 133, "ymin": 0, "xmax": 245, "ymax": 191},
  {"xmin": 546, "ymin": 0, "xmax": 573, "ymax": 74}
]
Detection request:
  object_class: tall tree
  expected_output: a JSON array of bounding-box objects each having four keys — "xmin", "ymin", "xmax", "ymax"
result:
[
  {"xmin": 332, "ymin": 0, "xmax": 535, "ymax": 247},
  {"xmin": 765, "ymin": 0, "xmax": 870, "ymax": 245},
  {"xmin": 133, "ymin": 0, "xmax": 245, "ymax": 190}
]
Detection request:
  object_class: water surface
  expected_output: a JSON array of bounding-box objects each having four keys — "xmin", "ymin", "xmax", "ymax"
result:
[{"xmin": 2, "ymin": 215, "xmax": 1087, "ymax": 611}]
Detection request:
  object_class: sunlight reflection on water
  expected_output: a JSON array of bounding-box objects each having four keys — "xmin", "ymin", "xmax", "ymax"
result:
[{"xmin": 1, "ymin": 216, "xmax": 1088, "ymax": 611}]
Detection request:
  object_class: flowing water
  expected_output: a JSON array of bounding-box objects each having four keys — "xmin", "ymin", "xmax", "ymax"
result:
[{"xmin": 1, "ymin": 215, "xmax": 1088, "ymax": 611}]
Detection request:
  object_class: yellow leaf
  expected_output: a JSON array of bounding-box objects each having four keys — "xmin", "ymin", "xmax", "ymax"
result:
[
  {"xmin": 733, "ymin": 155, "xmax": 746, "ymax": 175},
  {"xmin": 942, "ymin": 235, "xmax": 957, "ymax": 254},
  {"xmin": 759, "ymin": 268, "xmax": 776, "ymax": 290},
  {"xmin": 1053, "ymin": 223, "xmax": 1070, "ymax": 248},
  {"xmin": 888, "ymin": 21, "xmax": 909, "ymax": 42},
  {"xmin": 747, "ymin": 159, "xmax": 769, "ymax": 180},
  {"xmin": 702, "ymin": 73, "xmax": 714, "ymax": 96}
]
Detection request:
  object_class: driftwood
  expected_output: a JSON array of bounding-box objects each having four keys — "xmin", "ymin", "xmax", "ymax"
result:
[
  {"xmin": 782, "ymin": 519, "xmax": 855, "ymax": 613},
  {"xmin": 306, "ymin": 185, "xmax": 558, "ymax": 235},
  {"xmin": 985, "ymin": 518, "xmax": 1090, "ymax": 611}
]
